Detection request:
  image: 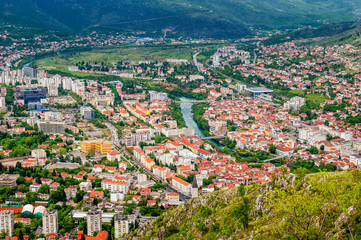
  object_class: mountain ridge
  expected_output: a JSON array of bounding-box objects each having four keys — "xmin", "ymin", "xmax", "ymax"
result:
[
  {"xmin": 127, "ymin": 170, "xmax": 361, "ymax": 239},
  {"xmin": 2, "ymin": 0, "xmax": 361, "ymax": 38}
]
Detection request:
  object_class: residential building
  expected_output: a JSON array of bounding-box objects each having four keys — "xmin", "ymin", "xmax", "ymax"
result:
[
  {"xmin": 79, "ymin": 182, "xmax": 92, "ymax": 192},
  {"xmin": 43, "ymin": 209, "xmax": 58, "ymax": 235},
  {"xmin": 80, "ymin": 107, "xmax": 95, "ymax": 121},
  {"xmin": 172, "ymin": 177, "xmax": 191, "ymax": 194},
  {"xmin": 80, "ymin": 139, "xmax": 112, "ymax": 153},
  {"xmin": 107, "ymin": 150, "xmax": 121, "ymax": 161},
  {"xmin": 0, "ymin": 174, "xmax": 19, "ymax": 188},
  {"xmin": 283, "ymin": 97, "xmax": 306, "ymax": 111},
  {"xmin": 101, "ymin": 180, "xmax": 129, "ymax": 194},
  {"xmin": 0, "ymin": 210, "xmax": 14, "ymax": 237},
  {"xmin": 150, "ymin": 91, "xmax": 168, "ymax": 102},
  {"xmin": 87, "ymin": 210, "xmax": 102, "ymax": 236},
  {"xmin": 114, "ymin": 215, "xmax": 129, "ymax": 239}
]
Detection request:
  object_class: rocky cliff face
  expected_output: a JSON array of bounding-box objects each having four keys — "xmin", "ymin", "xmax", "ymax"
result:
[{"xmin": 127, "ymin": 171, "xmax": 361, "ymax": 239}]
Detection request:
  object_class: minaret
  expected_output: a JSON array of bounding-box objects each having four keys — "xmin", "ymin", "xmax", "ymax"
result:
[{"xmin": 191, "ymin": 176, "xmax": 199, "ymax": 198}]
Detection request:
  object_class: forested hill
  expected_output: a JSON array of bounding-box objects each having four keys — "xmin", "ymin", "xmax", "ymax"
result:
[
  {"xmin": 127, "ymin": 170, "xmax": 361, "ymax": 239},
  {"xmin": 1, "ymin": 0, "xmax": 361, "ymax": 38}
]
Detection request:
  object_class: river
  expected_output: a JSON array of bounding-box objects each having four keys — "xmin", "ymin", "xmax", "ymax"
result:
[
  {"xmin": 179, "ymin": 97, "xmax": 205, "ymax": 137},
  {"xmin": 179, "ymin": 97, "xmax": 225, "ymax": 148}
]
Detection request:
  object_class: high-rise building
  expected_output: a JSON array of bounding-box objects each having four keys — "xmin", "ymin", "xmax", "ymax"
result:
[
  {"xmin": 43, "ymin": 209, "xmax": 58, "ymax": 235},
  {"xmin": 0, "ymin": 210, "xmax": 14, "ymax": 237},
  {"xmin": 23, "ymin": 67, "xmax": 37, "ymax": 78},
  {"xmin": 87, "ymin": 210, "xmax": 102, "ymax": 236},
  {"xmin": 114, "ymin": 215, "xmax": 129, "ymax": 239},
  {"xmin": 0, "ymin": 97, "xmax": 6, "ymax": 108},
  {"xmin": 149, "ymin": 91, "xmax": 168, "ymax": 102},
  {"xmin": 80, "ymin": 106, "xmax": 95, "ymax": 121}
]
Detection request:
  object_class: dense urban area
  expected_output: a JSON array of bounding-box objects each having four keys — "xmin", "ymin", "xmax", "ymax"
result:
[{"xmin": 1, "ymin": 21, "xmax": 361, "ymax": 240}]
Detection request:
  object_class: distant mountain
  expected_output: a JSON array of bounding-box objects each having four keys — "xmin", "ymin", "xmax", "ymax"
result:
[
  {"xmin": 1, "ymin": 0, "xmax": 361, "ymax": 38},
  {"xmin": 264, "ymin": 21, "xmax": 358, "ymax": 45}
]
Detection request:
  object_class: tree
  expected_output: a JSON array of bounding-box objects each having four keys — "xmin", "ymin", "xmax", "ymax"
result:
[
  {"xmin": 294, "ymin": 167, "xmax": 308, "ymax": 180},
  {"xmin": 38, "ymin": 184, "xmax": 50, "ymax": 194},
  {"xmin": 232, "ymin": 197, "xmax": 250, "ymax": 228},
  {"xmin": 269, "ymin": 144, "xmax": 276, "ymax": 154},
  {"xmin": 309, "ymin": 146, "xmax": 318, "ymax": 154},
  {"xmin": 57, "ymin": 148, "xmax": 67, "ymax": 155},
  {"xmin": 16, "ymin": 176, "xmax": 26, "ymax": 185},
  {"xmin": 18, "ymin": 229, "xmax": 24, "ymax": 240},
  {"xmin": 87, "ymin": 148, "xmax": 96, "ymax": 158}
]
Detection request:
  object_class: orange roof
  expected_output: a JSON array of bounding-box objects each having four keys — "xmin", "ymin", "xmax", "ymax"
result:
[
  {"xmin": 85, "ymin": 231, "xmax": 108, "ymax": 240},
  {"xmin": 107, "ymin": 150, "xmax": 120, "ymax": 155},
  {"xmin": 167, "ymin": 192, "xmax": 179, "ymax": 196},
  {"xmin": 93, "ymin": 164, "xmax": 105, "ymax": 168},
  {"xmin": 0, "ymin": 207, "xmax": 23, "ymax": 213}
]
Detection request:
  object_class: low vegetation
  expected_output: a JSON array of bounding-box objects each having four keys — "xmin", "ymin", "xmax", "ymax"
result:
[{"xmin": 128, "ymin": 170, "xmax": 361, "ymax": 239}]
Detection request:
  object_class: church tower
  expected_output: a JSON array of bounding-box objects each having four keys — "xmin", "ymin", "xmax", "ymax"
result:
[{"xmin": 191, "ymin": 176, "xmax": 199, "ymax": 198}]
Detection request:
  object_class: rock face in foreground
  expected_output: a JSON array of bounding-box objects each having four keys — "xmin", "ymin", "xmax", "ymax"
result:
[{"xmin": 128, "ymin": 171, "xmax": 361, "ymax": 239}]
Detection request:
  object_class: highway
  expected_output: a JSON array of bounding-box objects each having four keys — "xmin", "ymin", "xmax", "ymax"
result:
[{"xmin": 105, "ymin": 122, "xmax": 191, "ymax": 201}]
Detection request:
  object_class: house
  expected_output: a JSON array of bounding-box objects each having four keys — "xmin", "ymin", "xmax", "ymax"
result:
[
  {"xmin": 132, "ymin": 195, "xmax": 141, "ymax": 203},
  {"xmin": 29, "ymin": 184, "xmax": 41, "ymax": 192},
  {"xmin": 15, "ymin": 218, "xmax": 31, "ymax": 225},
  {"xmin": 119, "ymin": 161, "xmax": 127, "ymax": 170},
  {"xmin": 166, "ymin": 192, "xmax": 179, "ymax": 201},
  {"xmin": 140, "ymin": 188, "xmax": 151, "ymax": 196},
  {"xmin": 147, "ymin": 200, "xmax": 156, "ymax": 206},
  {"xmin": 64, "ymin": 185, "xmax": 77, "ymax": 199},
  {"xmin": 93, "ymin": 164, "xmax": 105, "ymax": 173},
  {"xmin": 50, "ymin": 182, "xmax": 60, "ymax": 191},
  {"xmin": 15, "ymin": 192, "xmax": 26, "ymax": 198},
  {"xmin": 276, "ymin": 146, "xmax": 294, "ymax": 156},
  {"xmin": 107, "ymin": 150, "xmax": 121, "ymax": 161},
  {"xmin": 105, "ymin": 166, "xmax": 116, "ymax": 173},
  {"xmin": 41, "ymin": 178, "xmax": 53, "ymax": 185}
]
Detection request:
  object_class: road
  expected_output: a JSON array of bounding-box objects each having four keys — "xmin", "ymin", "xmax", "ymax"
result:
[
  {"xmin": 193, "ymin": 52, "xmax": 201, "ymax": 72},
  {"xmin": 105, "ymin": 122, "xmax": 120, "ymax": 147},
  {"xmin": 105, "ymin": 122, "xmax": 191, "ymax": 201}
]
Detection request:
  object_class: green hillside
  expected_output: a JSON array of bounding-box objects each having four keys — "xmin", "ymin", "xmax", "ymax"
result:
[
  {"xmin": 128, "ymin": 170, "xmax": 361, "ymax": 239},
  {"xmin": 264, "ymin": 21, "xmax": 357, "ymax": 45},
  {"xmin": 318, "ymin": 23, "xmax": 361, "ymax": 46},
  {"xmin": 1, "ymin": 0, "xmax": 361, "ymax": 38}
]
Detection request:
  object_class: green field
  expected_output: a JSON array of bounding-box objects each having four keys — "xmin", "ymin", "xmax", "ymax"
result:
[
  {"xmin": 35, "ymin": 46, "xmax": 199, "ymax": 71},
  {"xmin": 305, "ymin": 93, "xmax": 328, "ymax": 107}
]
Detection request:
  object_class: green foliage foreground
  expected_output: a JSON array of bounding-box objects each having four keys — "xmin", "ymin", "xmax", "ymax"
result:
[{"xmin": 129, "ymin": 170, "xmax": 361, "ymax": 239}]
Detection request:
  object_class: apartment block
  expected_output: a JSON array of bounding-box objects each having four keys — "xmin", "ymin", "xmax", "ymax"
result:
[
  {"xmin": 114, "ymin": 215, "xmax": 129, "ymax": 239},
  {"xmin": 87, "ymin": 210, "xmax": 102, "ymax": 236},
  {"xmin": 80, "ymin": 139, "xmax": 112, "ymax": 153},
  {"xmin": 0, "ymin": 210, "xmax": 14, "ymax": 237},
  {"xmin": 43, "ymin": 209, "xmax": 58, "ymax": 235}
]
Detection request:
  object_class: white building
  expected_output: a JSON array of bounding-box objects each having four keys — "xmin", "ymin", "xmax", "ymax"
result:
[
  {"xmin": 0, "ymin": 210, "xmax": 14, "ymax": 237},
  {"xmin": 0, "ymin": 97, "xmax": 6, "ymax": 108},
  {"xmin": 283, "ymin": 97, "xmax": 306, "ymax": 111},
  {"xmin": 62, "ymin": 77, "xmax": 73, "ymax": 90},
  {"xmin": 110, "ymin": 192, "xmax": 125, "ymax": 203},
  {"xmin": 87, "ymin": 210, "xmax": 102, "ymax": 236},
  {"xmin": 101, "ymin": 180, "xmax": 129, "ymax": 194},
  {"xmin": 43, "ymin": 209, "xmax": 58, "ymax": 235},
  {"xmin": 172, "ymin": 177, "xmax": 191, "ymax": 194},
  {"xmin": 114, "ymin": 215, "xmax": 129, "ymax": 239},
  {"xmin": 107, "ymin": 150, "xmax": 121, "ymax": 161},
  {"xmin": 31, "ymin": 149, "xmax": 47, "ymax": 159},
  {"xmin": 79, "ymin": 182, "xmax": 92, "ymax": 192}
]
